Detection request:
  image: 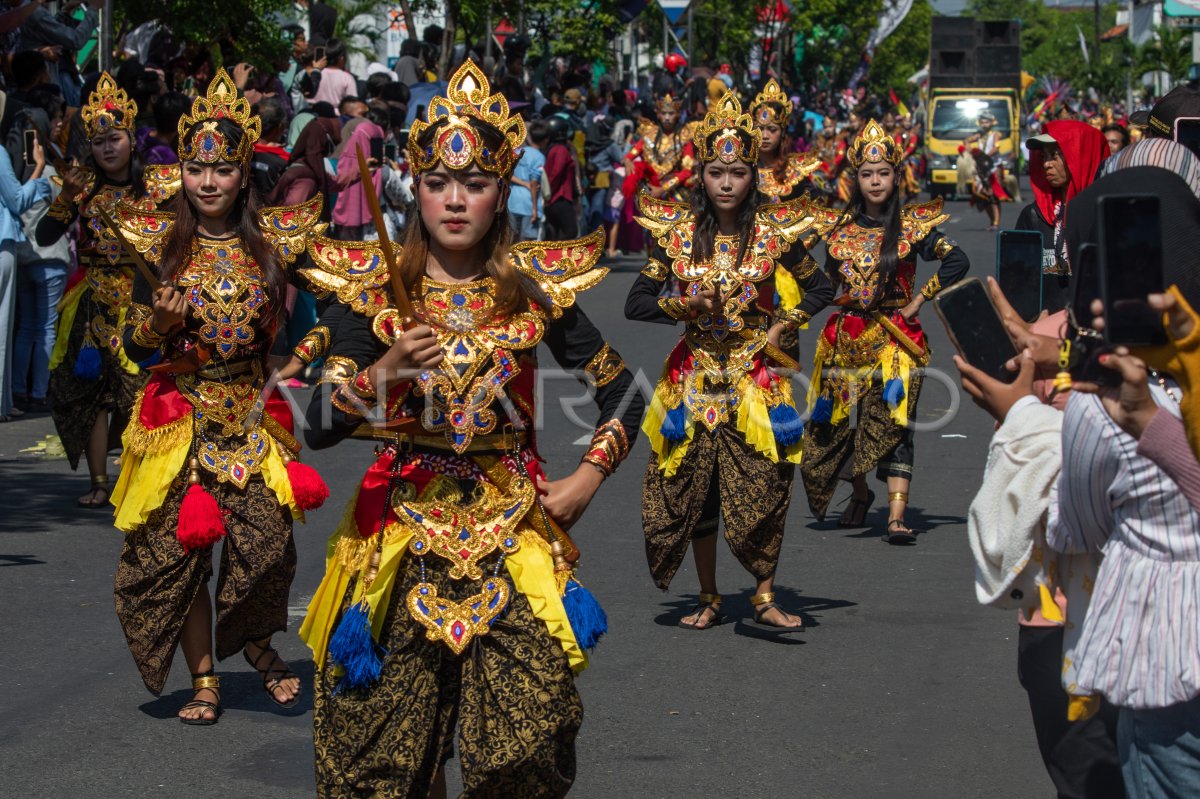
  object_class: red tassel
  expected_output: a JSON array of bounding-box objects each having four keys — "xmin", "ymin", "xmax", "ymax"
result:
[
  {"xmin": 177, "ymin": 484, "xmax": 226, "ymax": 552},
  {"xmin": 287, "ymin": 458, "xmax": 329, "ymax": 510}
]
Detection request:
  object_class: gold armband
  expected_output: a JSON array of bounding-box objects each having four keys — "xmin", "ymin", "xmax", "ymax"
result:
[
  {"xmin": 641, "ymin": 259, "xmax": 670, "ymax": 281},
  {"xmin": 582, "ymin": 343, "xmax": 625, "ymax": 388},
  {"xmin": 293, "ymin": 326, "xmax": 331, "ymax": 365},
  {"xmin": 46, "ymin": 194, "xmax": 76, "ymax": 223},
  {"xmin": 933, "ymin": 237, "xmax": 957, "ymax": 259},
  {"xmin": 581, "ymin": 419, "xmax": 631, "ymax": 477},
  {"xmin": 130, "ymin": 319, "xmax": 167, "ymax": 349},
  {"xmin": 781, "ymin": 308, "xmax": 812, "ymax": 330},
  {"xmin": 920, "ymin": 275, "xmax": 943, "ymax": 300},
  {"xmin": 318, "ymin": 355, "xmax": 357, "ymax": 386},
  {"xmin": 658, "ymin": 296, "xmax": 692, "ymax": 321}
]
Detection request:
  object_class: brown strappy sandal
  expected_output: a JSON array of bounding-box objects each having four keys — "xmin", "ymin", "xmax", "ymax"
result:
[
  {"xmin": 678, "ymin": 592, "xmax": 723, "ymax": 630},
  {"xmin": 180, "ymin": 672, "xmax": 221, "ymax": 726},
  {"xmin": 243, "ymin": 639, "xmax": 301, "ymax": 708}
]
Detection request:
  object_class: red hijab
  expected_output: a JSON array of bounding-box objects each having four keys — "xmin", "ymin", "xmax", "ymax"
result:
[{"xmin": 1028, "ymin": 120, "xmax": 1109, "ymax": 226}]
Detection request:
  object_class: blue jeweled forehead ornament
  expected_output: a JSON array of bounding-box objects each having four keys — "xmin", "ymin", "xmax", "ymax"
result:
[
  {"xmin": 693, "ymin": 90, "xmax": 760, "ymax": 165},
  {"xmin": 176, "ymin": 68, "xmax": 262, "ymax": 165}
]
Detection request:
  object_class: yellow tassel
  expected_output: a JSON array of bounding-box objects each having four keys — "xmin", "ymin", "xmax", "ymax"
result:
[{"xmin": 1054, "ymin": 338, "xmax": 1073, "ymax": 394}]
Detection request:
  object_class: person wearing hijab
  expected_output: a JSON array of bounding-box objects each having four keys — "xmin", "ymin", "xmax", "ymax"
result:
[
  {"xmin": 268, "ymin": 115, "xmax": 340, "ymax": 211},
  {"xmin": 1015, "ymin": 120, "xmax": 1108, "ymax": 313},
  {"xmin": 331, "ymin": 117, "xmax": 385, "ymax": 240}
]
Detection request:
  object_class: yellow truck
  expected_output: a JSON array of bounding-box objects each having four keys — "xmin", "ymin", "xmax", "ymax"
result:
[{"xmin": 924, "ymin": 87, "xmax": 1021, "ymax": 199}]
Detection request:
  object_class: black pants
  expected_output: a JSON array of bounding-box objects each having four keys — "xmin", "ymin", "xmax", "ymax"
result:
[
  {"xmin": 543, "ymin": 199, "xmax": 578, "ymax": 241},
  {"xmin": 1017, "ymin": 625, "xmax": 1124, "ymax": 799}
]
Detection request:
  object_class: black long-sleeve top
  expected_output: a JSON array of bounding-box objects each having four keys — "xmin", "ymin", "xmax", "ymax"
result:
[{"xmin": 304, "ymin": 296, "xmax": 644, "ymax": 472}]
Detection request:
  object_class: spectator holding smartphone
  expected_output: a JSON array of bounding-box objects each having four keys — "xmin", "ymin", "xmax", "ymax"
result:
[{"xmin": 0, "ymin": 113, "xmax": 49, "ymax": 421}]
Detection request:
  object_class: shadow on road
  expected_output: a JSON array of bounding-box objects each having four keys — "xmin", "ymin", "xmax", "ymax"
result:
[
  {"xmin": 652, "ymin": 586, "xmax": 855, "ymax": 644},
  {"xmin": 0, "ymin": 461, "xmax": 105, "ymax": 534},
  {"xmin": 805, "ymin": 504, "xmax": 966, "ymax": 539},
  {"xmin": 138, "ymin": 658, "xmax": 316, "ymax": 718}
]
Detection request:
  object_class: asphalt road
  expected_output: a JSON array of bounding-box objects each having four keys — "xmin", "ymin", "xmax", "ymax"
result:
[{"xmin": 0, "ymin": 193, "xmax": 1054, "ymax": 798}]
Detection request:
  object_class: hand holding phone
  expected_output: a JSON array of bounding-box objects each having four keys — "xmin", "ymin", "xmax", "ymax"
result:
[
  {"xmin": 933, "ymin": 277, "xmax": 1020, "ymax": 383},
  {"xmin": 994, "ymin": 229, "xmax": 1044, "ymax": 322}
]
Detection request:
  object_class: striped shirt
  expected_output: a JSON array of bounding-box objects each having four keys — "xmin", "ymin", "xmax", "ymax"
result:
[{"xmin": 1047, "ymin": 390, "xmax": 1200, "ymax": 709}]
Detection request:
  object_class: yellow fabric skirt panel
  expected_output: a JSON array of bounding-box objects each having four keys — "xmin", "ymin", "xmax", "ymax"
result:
[
  {"xmin": 113, "ymin": 394, "xmax": 303, "ymax": 531},
  {"xmin": 642, "ymin": 374, "xmax": 694, "ymax": 478},
  {"xmin": 49, "ymin": 280, "xmax": 87, "ymax": 370},
  {"xmin": 302, "ymin": 498, "xmax": 588, "ymax": 674},
  {"xmin": 734, "ymin": 376, "xmax": 804, "ymax": 466}
]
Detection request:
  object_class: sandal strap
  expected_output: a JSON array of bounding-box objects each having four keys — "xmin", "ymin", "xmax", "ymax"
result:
[
  {"xmin": 182, "ymin": 699, "xmax": 219, "ymax": 712},
  {"xmin": 750, "ymin": 591, "xmax": 776, "ymax": 607}
]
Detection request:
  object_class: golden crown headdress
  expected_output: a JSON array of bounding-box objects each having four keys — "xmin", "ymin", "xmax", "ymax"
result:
[
  {"xmin": 408, "ymin": 60, "xmax": 525, "ymax": 179},
  {"xmin": 80, "ymin": 72, "xmax": 136, "ymax": 140},
  {"xmin": 750, "ymin": 79, "xmax": 793, "ymax": 128},
  {"xmin": 655, "ymin": 92, "xmax": 684, "ymax": 116},
  {"xmin": 847, "ymin": 119, "xmax": 902, "ymax": 169},
  {"xmin": 693, "ymin": 90, "xmax": 760, "ymax": 165},
  {"xmin": 177, "ymin": 68, "xmax": 261, "ymax": 165}
]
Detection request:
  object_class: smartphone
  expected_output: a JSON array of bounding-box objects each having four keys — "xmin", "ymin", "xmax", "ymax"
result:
[
  {"xmin": 23, "ymin": 129, "xmax": 36, "ymax": 166},
  {"xmin": 933, "ymin": 277, "xmax": 1020, "ymax": 383},
  {"xmin": 369, "ymin": 137, "xmax": 385, "ymax": 162},
  {"xmin": 1068, "ymin": 243, "xmax": 1120, "ymax": 386},
  {"xmin": 1175, "ymin": 117, "xmax": 1200, "ymax": 159},
  {"xmin": 1071, "ymin": 243, "xmax": 1100, "ymax": 326},
  {"xmin": 181, "ymin": 76, "xmax": 194, "ymax": 94},
  {"xmin": 1098, "ymin": 194, "xmax": 1167, "ymax": 346},
  {"xmin": 314, "ymin": 46, "xmax": 326, "ymax": 62},
  {"xmin": 994, "ymin": 229, "xmax": 1044, "ymax": 322},
  {"xmin": 383, "ymin": 142, "xmax": 397, "ymax": 161}
]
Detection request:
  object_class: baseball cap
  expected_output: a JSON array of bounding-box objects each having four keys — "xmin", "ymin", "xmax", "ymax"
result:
[
  {"xmin": 1147, "ymin": 85, "xmax": 1200, "ymax": 138},
  {"xmin": 1025, "ymin": 132, "xmax": 1057, "ymax": 149}
]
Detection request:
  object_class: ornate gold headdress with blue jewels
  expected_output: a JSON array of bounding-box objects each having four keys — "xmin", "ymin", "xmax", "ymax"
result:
[
  {"xmin": 176, "ymin": 68, "xmax": 261, "ymax": 164},
  {"xmin": 81, "ymin": 72, "xmax": 137, "ymax": 139},
  {"xmin": 847, "ymin": 119, "xmax": 903, "ymax": 169},
  {"xmin": 693, "ymin": 90, "xmax": 760, "ymax": 165},
  {"xmin": 750, "ymin": 79, "xmax": 793, "ymax": 128},
  {"xmin": 407, "ymin": 60, "xmax": 526, "ymax": 179}
]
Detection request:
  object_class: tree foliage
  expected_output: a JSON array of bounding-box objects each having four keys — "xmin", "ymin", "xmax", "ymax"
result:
[
  {"xmin": 115, "ymin": 0, "xmax": 294, "ymax": 68},
  {"xmin": 868, "ymin": 0, "xmax": 933, "ymax": 97}
]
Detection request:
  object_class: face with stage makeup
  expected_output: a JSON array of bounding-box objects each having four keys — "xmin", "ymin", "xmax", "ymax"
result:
[
  {"xmin": 180, "ymin": 118, "xmax": 249, "ymax": 223},
  {"xmin": 417, "ymin": 167, "xmax": 505, "ymax": 252}
]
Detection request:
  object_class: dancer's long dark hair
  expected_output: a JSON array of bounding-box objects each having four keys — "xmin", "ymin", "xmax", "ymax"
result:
[
  {"xmin": 830, "ymin": 166, "xmax": 902, "ymax": 298},
  {"xmin": 690, "ymin": 151, "xmax": 761, "ymax": 268},
  {"xmin": 160, "ymin": 118, "xmax": 287, "ymax": 325}
]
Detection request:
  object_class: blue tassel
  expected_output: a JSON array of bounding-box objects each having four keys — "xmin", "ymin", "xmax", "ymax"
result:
[
  {"xmin": 810, "ymin": 395, "xmax": 834, "ymax": 424},
  {"xmin": 327, "ymin": 601, "xmax": 384, "ymax": 693},
  {"xmin": 659, "ymin": 403, "xmax": 688, "ymax": 443},
  {"xmin": 768, "ymin": 403, "xmax": 804, "ymax": 447},
  {"xmin": 563, "ymin": 578, "xmax": 608, "ymax": 651},
  {"xmin": 883, "ymin": 377, "xmax": 906, "ymax": 409},
  {"xmin": 74, "ymin": 341, "xmax": 102, "ymax": 380}
]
